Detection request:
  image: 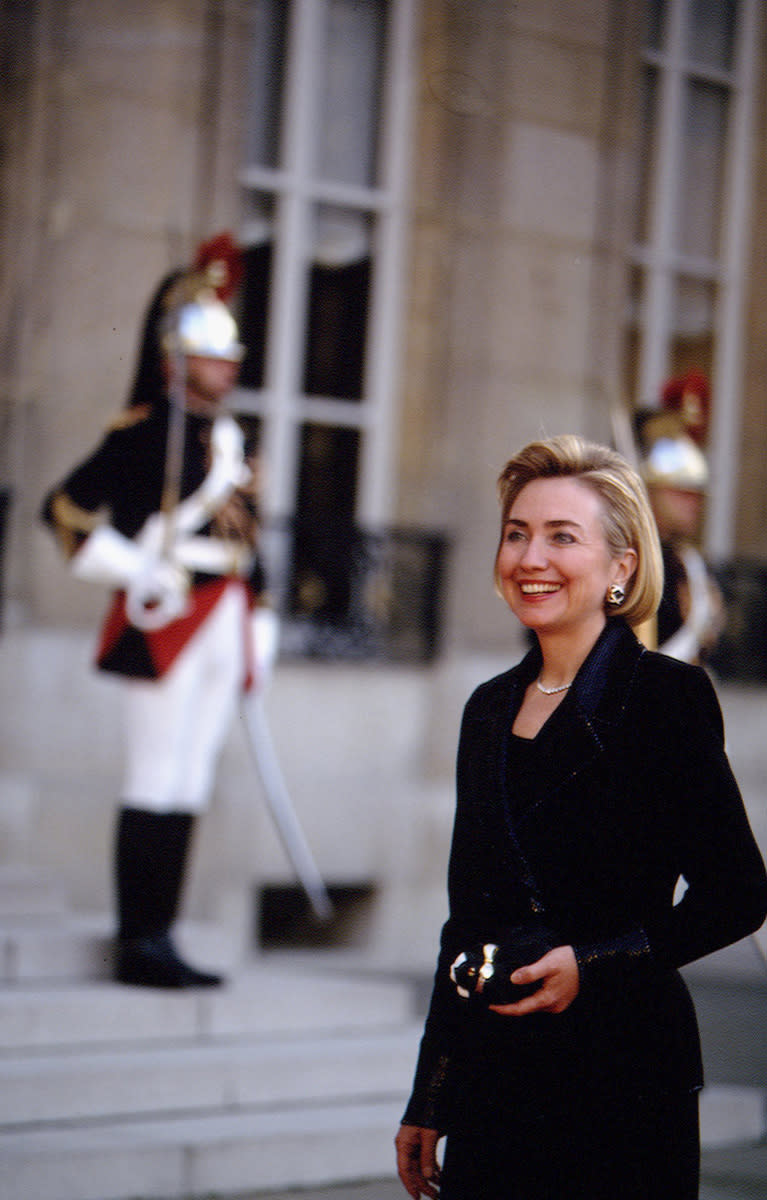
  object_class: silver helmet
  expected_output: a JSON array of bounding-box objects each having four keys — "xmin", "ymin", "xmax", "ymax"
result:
[
  {"xmin": 163, "ymin": 296, "xmax": 245, "ymax": 362},
  {"xmin": 641, "ymin": 432, "xmax": 709, "ymax": 493}
]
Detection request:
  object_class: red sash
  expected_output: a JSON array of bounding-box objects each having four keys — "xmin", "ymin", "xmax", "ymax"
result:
[{"xmin": 96, "ymin": 578, "xmax": 231, "ymax": 680}]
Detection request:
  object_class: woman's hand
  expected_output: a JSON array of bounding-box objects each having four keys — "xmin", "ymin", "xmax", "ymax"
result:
[
  {"xmin": 395, "ymin": 1124, "xmax": 441, "ymax": 1199},
  {"xmin": 488, "ymin": 944, "xmax": 580, "ymax": 1016}
]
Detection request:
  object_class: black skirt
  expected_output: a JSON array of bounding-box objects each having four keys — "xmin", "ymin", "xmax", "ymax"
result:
[{"xmin": 439, "ymin": 1084, "xmax": 700, "ymax": 1200}]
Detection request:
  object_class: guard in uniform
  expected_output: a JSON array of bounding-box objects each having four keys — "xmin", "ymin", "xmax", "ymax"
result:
[
  {"xmin": 41, "ymin": 237, "xmax": 276, "ymax": 987},
  {"xmin": 636, "ymin": 398, "xmax": 723, "ymax": 664}
]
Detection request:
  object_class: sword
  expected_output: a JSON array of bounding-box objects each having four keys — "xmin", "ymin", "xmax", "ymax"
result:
[
  {"xmin": 241, "ymin": 692, "xmax": 334, "ymax": 923},
  {"xmin": 160, "ymin": 337, "xmax": 188, "ymax": 550}
]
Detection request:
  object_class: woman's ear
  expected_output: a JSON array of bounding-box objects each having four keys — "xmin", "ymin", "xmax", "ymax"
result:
[{"xmin": 615, "ymin": 547, "xmax": 638, "ymax": 588}]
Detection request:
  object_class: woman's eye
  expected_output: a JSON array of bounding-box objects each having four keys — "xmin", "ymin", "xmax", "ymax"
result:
[
  {"xmin": 552, "ymin": 531, "xmax": 575, "ymax": 544},
  {"xmin": 506, "ymin": 529, "xmax": 525, "ymax": 542}
]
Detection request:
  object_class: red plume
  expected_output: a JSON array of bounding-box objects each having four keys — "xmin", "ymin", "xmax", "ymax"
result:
[
  {"xmin": 660, "ymin": 368, "xmax": 711, "ymax": 446},
  {"xmin": 193, "ymin": 232, "xmax": 244, "ymax": 301}
]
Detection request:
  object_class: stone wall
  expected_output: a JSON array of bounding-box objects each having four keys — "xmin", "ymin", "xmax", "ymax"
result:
[
  {"xmin": 737, "ymin": 16, "xmax": 767, "ymax": 557},
  {"xmin": 1, "ymin": 0, "xmax": 245, "ymax": 629},
  {"xmin": 397, "ymin": 0, "xmax": 645, "ymax": 655}
]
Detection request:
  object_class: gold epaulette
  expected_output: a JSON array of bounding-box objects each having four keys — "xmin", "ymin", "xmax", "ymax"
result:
[
  {"xmin": 106, "ymin": 404, "xmax": 152, "ymax": 432},
  {"xmin": 49, "ymin": 492, "xmax": 104, "ymax": 559}
]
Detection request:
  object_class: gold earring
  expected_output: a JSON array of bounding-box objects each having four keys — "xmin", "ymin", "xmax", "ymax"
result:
[{"xmin": 606, "ymin": 583, "xmax": 625, "ymax": 607}]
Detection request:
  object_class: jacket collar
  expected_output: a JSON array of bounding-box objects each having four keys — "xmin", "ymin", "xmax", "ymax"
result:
[
  {"xmin": 497, "ymin": 619, "xmax": 646, "ymax": 805},
  {"xmin": 507, "ymin": 618, "xmax": 644, "ymax": 717},
  {"xmin": 570, "ymin": 618, "xmax": 646, "ymax": 725}
]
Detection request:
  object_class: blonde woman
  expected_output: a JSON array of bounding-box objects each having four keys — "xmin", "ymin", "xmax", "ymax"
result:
[{"xmin": 396, "ymin": 436, "xmax": 767, "ymax": 1200}]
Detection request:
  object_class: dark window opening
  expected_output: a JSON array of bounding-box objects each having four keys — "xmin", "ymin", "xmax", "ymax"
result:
[
  {"xmin": 239, "ymin": 241, "xmax": 274, "ymax": 390},
  {"xmin": 257, "ymin": 883, "xmax": 376, "ymax": 948},
  {"xmin": 303, "ymin": 257, "xmax": 371, "ymax": 400},
  {"xmin": 290, "ymin": 424, "xmax": 360, "ymax": 621}
]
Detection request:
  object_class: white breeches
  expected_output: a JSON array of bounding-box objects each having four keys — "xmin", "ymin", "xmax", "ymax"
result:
[{"xmin": 121, "ymin": 583, "xmax": 248, "ymax": 813}]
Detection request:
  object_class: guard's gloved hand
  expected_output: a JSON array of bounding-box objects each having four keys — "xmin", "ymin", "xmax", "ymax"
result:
[
  {"xmin": 247, "ymin": 607, "xmax": 280, "ymax": 692},
  {"xmin": 71, "ymin": 525, "xmax": 189, "ymax": 630},
  {"xmin": 125, "ymin": 557, "xmax": 190, "ymax": 630}
]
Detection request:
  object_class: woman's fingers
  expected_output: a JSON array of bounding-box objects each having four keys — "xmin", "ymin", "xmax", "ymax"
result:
[
  {"xmin": 489, "ymin": 945, "xmax": 580, "ymax": 1016},
  {"xmin": 395, "ymin": 1124, "xmax": 441, "ymax": 1199}
]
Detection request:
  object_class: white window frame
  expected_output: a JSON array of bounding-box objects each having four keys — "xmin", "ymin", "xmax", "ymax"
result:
[
  {"xmin": 234, "ymin": 0, "xmax": 417, "ymax": 530},
  {"xmin": 630, "ymin": 0, "xmax": 761, "ymax": 559}
]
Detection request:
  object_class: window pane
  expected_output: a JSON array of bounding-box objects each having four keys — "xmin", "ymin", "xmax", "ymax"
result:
[
  {"xmin": 677, "ymin": 80, "xmax": 728, "ymax": 259},
  {"xmin": 303, "ymin": 206, "xmax": 373, "ymax": 401},
  {"xmin": 670, "ymin": 275, "xmax": 716, "ymax": 380},
  {"xmin": 313, "ymin": 0, "xmax": 387, "ymax": 186},
  {"xmin": 243, "ymin": 0, "xmax": 289, "ymax": 167},
  {"xmin": 635, "ymin": 66, "xmax": 660, "ymax": 244},
  {"xmin": 643, "ymin": 0, "xmax": 666, "ymax": 50},
  {"xmin": 239, "ymin": 192, "xmax": 276, "ymax": 389},
  {"xmin": 687, "ymin": 0, "xmax": 737, "ymax": 71},
  {"xmin": 290, "ymin": 424, "xmax": 361, "ymax": 619}
]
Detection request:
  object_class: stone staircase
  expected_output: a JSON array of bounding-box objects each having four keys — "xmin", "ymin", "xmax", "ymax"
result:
[
  {"xmin": 0, "ymin": 871, "xmax": 422, "ymax": 1200},
  {"xmin": 2, "ymin": 868, "xmax": 766, "ymax": 1200}
]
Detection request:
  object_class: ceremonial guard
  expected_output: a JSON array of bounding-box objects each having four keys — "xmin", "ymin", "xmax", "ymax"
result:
[
  {"xmin": 41, "ymin": 235, "xmax": 277, "ymax": 988},
  {"xmin": 635, "ymin": 371, "xmax": 723, "ymax": 663}
]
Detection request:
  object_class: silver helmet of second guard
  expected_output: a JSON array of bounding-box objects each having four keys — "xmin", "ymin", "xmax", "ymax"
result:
[
  {"xmin": 641, "ymin": 429, "xmax": 709, "ymax": 493},
  {"xmin": 164, "ymin": 295, "xmax": 245, "ymax": 363}
]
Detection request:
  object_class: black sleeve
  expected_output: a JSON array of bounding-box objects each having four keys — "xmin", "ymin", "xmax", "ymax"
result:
[
  {"xmin": 40, "ymin": 430, "xmax": 127, "ymax": 558},
  {"xmin": 41, "ymin": 411, "xmax": 163, "ymax": 554},
  {"xmin": 574, "ymin": 665, "xmax": 767, "ymax": 994},
  {"xmin": 646, "ymin": 666, "xmax": 767, "ymax": 968}
]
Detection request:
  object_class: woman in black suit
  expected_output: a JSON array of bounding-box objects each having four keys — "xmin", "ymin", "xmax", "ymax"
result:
[{"xmin": 396, "ymin": 435, "xmax": 767, "ymax": 1200}]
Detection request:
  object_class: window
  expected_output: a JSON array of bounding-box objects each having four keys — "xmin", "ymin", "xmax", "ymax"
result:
[
  {"xmin": 625, "ymin": 0, "xmax": 761, "ymax": 558},
  {"xmin": 233, "ymin": 0, "xmax": 418, "ymax": 641}
]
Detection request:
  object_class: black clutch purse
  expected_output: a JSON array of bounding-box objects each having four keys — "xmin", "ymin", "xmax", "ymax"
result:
[{"xmin": 450, "ymin": 924, "xmax": 558, "ymax": 1005}]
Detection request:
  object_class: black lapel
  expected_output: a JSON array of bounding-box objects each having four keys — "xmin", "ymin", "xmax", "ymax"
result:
[
  {"xmin": 498, "ymin": 619, "xmax": 645, "ymax": 807},
  {"xmin": 573, "ymin": 618, "xmax": 647, "ymax": 729}
]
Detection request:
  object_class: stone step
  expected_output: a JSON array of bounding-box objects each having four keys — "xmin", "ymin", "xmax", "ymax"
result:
[
  {"xmin": 699, "ymin": 1085, "xmax": 767, "ymax": 1149},
  {"xmin": 0, "ymin": 963, "xmax": 415, "ymax": 1051},
  {"xmin": 0, "ymin": 912, "xmax": 238, "ymax": 984},
  {"xmin": 0, "ymin": 1024, "xmax": 422, "ymax": 1127},
  {"xmin": 0, "ymin": 1098, "xmax": 405, "ymax": 1200},
  {"xmin": 0, "ymin": 913, "xmax": 114, "ymax": 984},
  {"xmin": 0, "ymin": 1030, "xmax": 755, "ymax": 1147},
  {"xmin": 0, "ymin": 866, "xmax": 67, "ymax": 918},
  {"xmin": 702, "ymin": 1139, "xmax": 767, "ymax": 1196},
  {"xmin": 0, "ymin": 1085, "xmax": 761, "ymax": 1200}
]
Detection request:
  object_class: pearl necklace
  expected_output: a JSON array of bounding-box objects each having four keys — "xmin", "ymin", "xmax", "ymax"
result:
[{"xmin": 536, "ymin": 679, "xmax": 572, "ymax": 695}]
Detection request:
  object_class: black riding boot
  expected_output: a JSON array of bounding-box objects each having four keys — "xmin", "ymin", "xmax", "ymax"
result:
[{"xmin": 113, "ymin": 806, "xmax": 224, "ymax": 988}]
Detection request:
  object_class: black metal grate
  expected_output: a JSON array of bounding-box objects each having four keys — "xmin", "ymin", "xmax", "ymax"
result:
[
  {"xmin": 261, "ymin": 519, "xmax": 449, "ymax": 664},
  {"xmin": 708, "ymin": 559, "xmax": 767, "ymax": 681}
]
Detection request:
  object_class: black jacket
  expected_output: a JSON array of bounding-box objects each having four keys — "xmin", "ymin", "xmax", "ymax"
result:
[{"xmin": 403, "ymin": 620, "xmax": 767, "ymax": 1132}]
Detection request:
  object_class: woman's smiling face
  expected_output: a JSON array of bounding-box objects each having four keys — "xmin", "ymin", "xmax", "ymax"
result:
[{"xmin": 496, "ymin": 476, "xmax": 635, "ymax": 639}]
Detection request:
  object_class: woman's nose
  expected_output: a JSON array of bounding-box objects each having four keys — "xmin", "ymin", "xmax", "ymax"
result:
[{"xmin": 520, "ymin": 535, "xmax": 547, "ymax": 568}]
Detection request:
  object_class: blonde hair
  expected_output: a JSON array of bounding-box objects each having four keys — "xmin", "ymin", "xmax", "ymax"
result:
[{"xmin": 494, "ymin": 434, "xmax": 663, "ymax": 628}]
